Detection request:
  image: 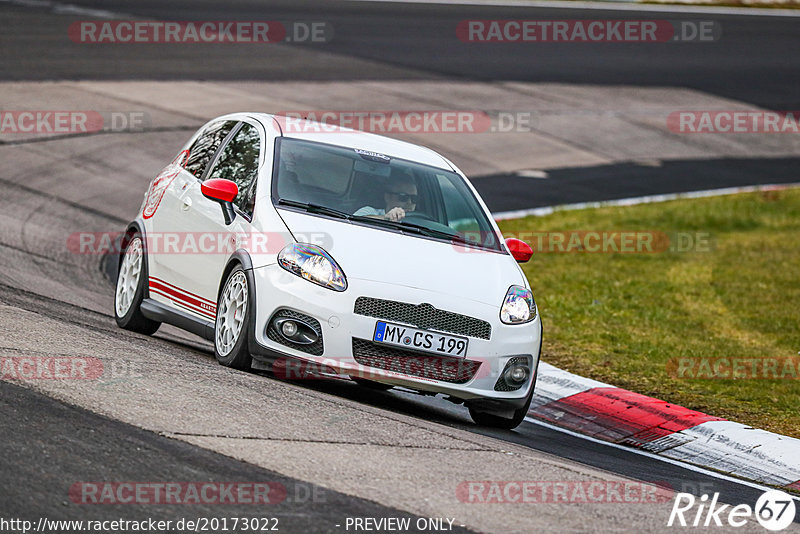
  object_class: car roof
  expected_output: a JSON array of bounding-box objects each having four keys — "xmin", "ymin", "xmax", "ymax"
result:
[{"xmin": 244, "ymin": 113, "xmax": 456, "ymax": 172}]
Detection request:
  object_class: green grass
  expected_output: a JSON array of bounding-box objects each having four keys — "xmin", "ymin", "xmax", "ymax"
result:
[{"xmin": 498, "ymin": 188, "xmax": 800, "ymax": 438}]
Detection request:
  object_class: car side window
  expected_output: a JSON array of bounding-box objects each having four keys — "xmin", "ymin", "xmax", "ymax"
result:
[
  {"xmin": 205, "ymin": 123, "xmax": 261, "ymax": 216},
  {"xmin": 184, "ymin": 120, "xmax": 238, "ymax": 178},
  {"xmin": 437, "ymin": 175, "xmax": 471, "ymax": 225},
  {"xmin": 435, "ymin": 173, "xmax": 496, "ymax": 247}
]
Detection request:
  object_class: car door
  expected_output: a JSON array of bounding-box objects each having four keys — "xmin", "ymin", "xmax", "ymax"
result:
[
  {"xmin": 146, "ymin": 119, "xmax": 238, "ymax": 320},
  {"xmin": 167, "ymin": 120, "xmax": 264, "ymax": 317}
]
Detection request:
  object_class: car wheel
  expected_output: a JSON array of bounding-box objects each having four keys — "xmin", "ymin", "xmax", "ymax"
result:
[
  {"xmin": 468, "ymin": 387, "xmax": 534, "ymax": 430},
  {"xmin": 214, "ymin": 268, "xmax": 253, "ymax": 370},
  {"xmin": 115, "ymin": 233, "xmax": 160, "ymax": 335}
]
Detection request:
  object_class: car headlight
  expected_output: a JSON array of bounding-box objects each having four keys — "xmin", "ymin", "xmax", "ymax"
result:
[
  {"xmin": 278, "ymin": 243, "xmax": 347, "ymax": 292},
  {"xmin": 500, "ymin": 286, "xmax": 536, "ymax": 324}
]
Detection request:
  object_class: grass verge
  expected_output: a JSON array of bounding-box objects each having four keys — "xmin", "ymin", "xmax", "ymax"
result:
[{"xmin": 498, "ymin": 188, "xmax": 800, "ymax": 438}]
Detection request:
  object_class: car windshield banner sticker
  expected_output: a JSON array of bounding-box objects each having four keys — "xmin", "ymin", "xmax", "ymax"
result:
[
  {"xmin": 143, "ymin": 149, "xmax": 190, "ymax": 219},
  {"xmin": 354, "ymin": 148, "xmax": 391, "ymax": 164}
]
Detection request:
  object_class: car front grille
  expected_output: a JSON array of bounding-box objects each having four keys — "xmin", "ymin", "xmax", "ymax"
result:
[
  {"xmin": 354, "ymin": 297, "xmax": 491, "ymax": 340},
  {"xmin": 351, "ymin": 338, "xmax": 482, "ymax": 384}
]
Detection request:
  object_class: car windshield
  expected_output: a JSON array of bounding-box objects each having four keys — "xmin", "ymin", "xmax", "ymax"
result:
[{"xmin": 271, "ymin": 138, "xmax": 503, "ymax": 252}]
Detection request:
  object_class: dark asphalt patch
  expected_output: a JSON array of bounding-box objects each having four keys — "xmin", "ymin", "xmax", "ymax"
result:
[
  {"xmin": 472, "ymin": 156, "xmax": 800, "ymax": 213},
  {"xmin": 0, "ymin": 380, "xmax": 475, "ymax": 533}
]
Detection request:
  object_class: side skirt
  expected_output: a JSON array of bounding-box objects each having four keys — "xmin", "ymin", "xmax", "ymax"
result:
[{"xmin": 140, "ymin": 298, "xmax": 215, "ymax": 341}]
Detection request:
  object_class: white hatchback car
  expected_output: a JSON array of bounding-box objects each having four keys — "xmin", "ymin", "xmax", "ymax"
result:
[{"xmin": 115, "ymin": 113, "xmax": 541, "ymax": 429}]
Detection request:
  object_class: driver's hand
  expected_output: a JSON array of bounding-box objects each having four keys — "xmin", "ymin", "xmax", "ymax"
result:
[{"xmin": 384, "ymin": 207, "xmax": 405, "ymax": 221}]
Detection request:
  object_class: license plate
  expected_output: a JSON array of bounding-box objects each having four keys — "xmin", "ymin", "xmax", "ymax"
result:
[{"xmin": 373, "ymin": 321, "xmax": 468, "ymax": 357}]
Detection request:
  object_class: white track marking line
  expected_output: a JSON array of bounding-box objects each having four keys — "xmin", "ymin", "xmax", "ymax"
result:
[
  {"xmin": 524, "ymin": 416, "xmax": 800, "ymax": 499},
  {"xmin": 349, "ymin": 0, "xmax": 800, "ymax": 17},
  {"xmin": 0, "ymin": 0, "xmax": 131, "ymax": 18}
]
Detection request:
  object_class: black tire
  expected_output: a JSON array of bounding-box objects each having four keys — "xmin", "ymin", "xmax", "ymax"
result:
[
  {"xmin": 214, "ymin": 267, "xmax": 253, "ymax": 370},
  {"xmin": 468, "ymin": 387, "xmax": 534, "ymax": 430},
  {"xmin": 351, "ymin": 378, "xmax": 393, "ymax": 391},
  {"xmin": 114, "ymin": 233, "xmax": 160, "ymax": 335}
]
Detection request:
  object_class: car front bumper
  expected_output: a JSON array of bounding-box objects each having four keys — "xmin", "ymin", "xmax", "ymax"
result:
[{"xmin": 248, "ymin": 264, "xmax": 542, "ymax": 405}]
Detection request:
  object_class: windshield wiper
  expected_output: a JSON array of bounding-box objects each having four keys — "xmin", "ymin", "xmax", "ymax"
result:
[
  {"xmin": 395, "ymin": 221, "xmax": 493, "ymax": 248},
  {"xmin": 397, "ymin": 220, "xmax": 465, "ymax": 241},
  {"xmin": 350, "ymin": 216, "xmax": 467, "ymax": 242},
  {"xmin": 348, "ymin": 214, "xmax": 426, "ymax": 234},
  {"xmin": 277, "ymin": 199, "xmax": 351, "ymax": 220},
  {"xmin": 277, "ymin": 203, "xmax": 484, "ymax": 245}
]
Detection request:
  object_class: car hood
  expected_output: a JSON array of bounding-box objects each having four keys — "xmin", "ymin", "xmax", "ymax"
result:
[{"xmin": 277, "ymin": 210, "xmax": 526, "ymax": 306}]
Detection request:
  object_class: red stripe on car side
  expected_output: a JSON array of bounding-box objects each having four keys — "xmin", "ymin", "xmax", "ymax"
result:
[
  {"xmin": 149, "ymin": 276, "xmax": 216, "ymax": 306},
  {"xmin": 148, "ymin": 286, "xmax": 216, "ymax": 320},
  {"xmin": 148, "ymin": 280, "xmax": 216, "ymax": 319},
  {"xmin": 530, "ymin": 387, "xmax": 724, "ymax": 447}
]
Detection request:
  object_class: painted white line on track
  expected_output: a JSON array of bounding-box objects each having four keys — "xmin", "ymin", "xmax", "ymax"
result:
[
  {"xmin": 350, "ymin": 0, "xmax": 800, "ymax": 16},
  {"xmin": 493, "ymin": 182, "xmax": 800, "ymax": 220},
  {"xmin": 349, "ymin": 0, "xmax": 800, "ymax": 17},
  {"xmin": 523, "ymin": 416, "xmax": 800, "ymax": 499},
  {"xmin": 0, "ymin": 0, "xmax": 131, "ymax": 18}
]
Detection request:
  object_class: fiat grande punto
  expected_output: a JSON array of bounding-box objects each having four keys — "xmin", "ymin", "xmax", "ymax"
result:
[{"xmin": 114, "ymin": 113, "xmax": 541, "ymax": 429}]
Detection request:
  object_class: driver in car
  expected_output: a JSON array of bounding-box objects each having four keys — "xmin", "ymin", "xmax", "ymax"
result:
[{"xmin": 353, "ymin": 171, "xmax": 417, "ymax": 222}]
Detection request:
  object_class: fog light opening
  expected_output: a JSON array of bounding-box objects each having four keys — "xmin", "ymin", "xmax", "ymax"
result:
[
  {"xmin": 504, "ymin": 364, "xmax": 529, "ymax": 386},
  {"xmin": 281, "ymin": 320, "xmax": 298, "ymax": 338},
  {"xmin": 273, "ymin": 317, "xmax": 319, "ymax": 345}
]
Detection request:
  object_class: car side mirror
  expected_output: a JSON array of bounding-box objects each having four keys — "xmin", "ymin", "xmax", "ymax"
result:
[
  {"xmin": 201, "ymin": 178, "xmax": 238, "ymax": 225},
  {"xmin": 505, "ymin": 237, "xmax": 533, "ymax": 263}
]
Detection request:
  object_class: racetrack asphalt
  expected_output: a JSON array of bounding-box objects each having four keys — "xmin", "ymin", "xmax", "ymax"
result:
[
  {"xmin": 0, "ymin": 379, "xmax": 476, "ymax": 534},
  {"xmin": 3, "ymin": 0, "xmax": 800, "ymax": 110},
  {"xmin": 473, "ymin": 156, "xmax": 800, "ymax": 212}
]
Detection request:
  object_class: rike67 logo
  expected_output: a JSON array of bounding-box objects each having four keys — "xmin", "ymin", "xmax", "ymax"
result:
[{"xmin": 668, "ymin": 490, "xmax": 797, "ymax": 531}]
